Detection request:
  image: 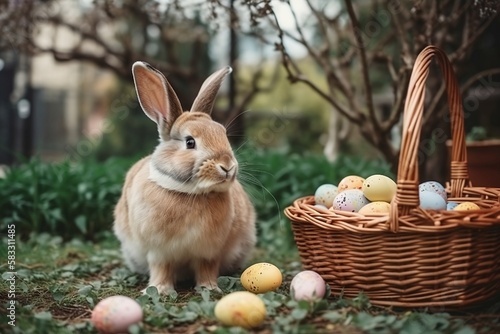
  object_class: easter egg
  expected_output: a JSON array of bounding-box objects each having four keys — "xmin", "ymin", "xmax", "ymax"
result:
[
  {"xmin": 446, "ymin": 201, "xmax": 459, "ymax": 210},
  {"xmin": 91, "ymin": 296, "xmax": 143, "ymax": 334},
  {"xmin": 419, "ymin": 190, "xmax": 447, "ymax": 210},
  {"xmin": 419, "ymin": 181, "xmax": 447, "ymax": 202},
  {"xmin": 358, "ymin": 201, "xmax": 391, "ymax": 214},
  {"xmin": 314, "ymin": 184, "xmax": 338, "ymax": 207},
  {"xmin": 332, "ymin": 189, "xmax": 370, "ymax": 212},
  {"xmin": 240, "ymin": 263, "xmax": 282, "ymax": 294},
  {"xmin": 362, "ymin": 175, "xmax": 397, "ymax": 202},
  {"xmin": 214, "ymin": 291, "xmax": 266, "ymax": 328},
  {"xmin": 337, "ymin": 175, "xmax": 365, "ymax": 193},
  {"xmin": 454, "ymin": 202, "xmax": 481, "ymax": 211},
  {"xmin": 290, "ymin": 270, "xmax": 326, "ymax": 301}
]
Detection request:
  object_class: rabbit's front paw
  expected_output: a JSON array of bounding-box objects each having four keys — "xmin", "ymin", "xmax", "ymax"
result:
[
  {"xmin": 196, "ymin": 282, "xmax": 222, "ymax": 294},
  {"xmin": 142, "ymin": 284, "xmax": 177, "ymax": 296},
  {"xmin": 195, "ymin": 259, "xmax": 221, "ymax": 292}
]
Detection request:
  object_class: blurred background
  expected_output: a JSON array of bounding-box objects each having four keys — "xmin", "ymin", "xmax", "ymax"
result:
[
  {"xmin": 1, "ymin": 0, "xmax": 500, "ymax": 245},
  {"xmin": 1, "ymin": 0, "xmax": 499, "ymax": 166}
]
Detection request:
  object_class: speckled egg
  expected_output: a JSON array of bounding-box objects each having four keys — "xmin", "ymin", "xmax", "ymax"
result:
[
  {"xmin": 337, "ymin": 175, "xmax": 365, "ymax": 193},
  {"xmin": 290, "ymin": 270, "xmax": 326, "ymax": 301},
  {"xmin": 446, "ymin": 201, "xmax": 459, "ymax": 210},
  {"xmin": 454, "ymin": 202, "xmax": 481, "ymax": 211},
  {"xmin": 314, "ymin": 184, "xmax": 338, "ymax": 207},
  {"xmin": 419, "ymin": 190, "xmax": 447, "ymax": 210},
  {"xmin": 214, "ymin": 291, "xmax": 266, "ymax": 328},
  {"xmin": 91, "ymin": 296, "xmax": 143, "ymax": 334},
  {"xmin": 358, "ymin": 201, "xmax": 391, "ymax": 214},
  {"xmin": 332, "ymin": 189, "xmax": 370, "ymax": 212},
  {"xmin": 362, "ymin": 175, "xmax": 397, "ymax": 202},
  {"xmin": 419, "ymin": 181, "xmax": 447, "ymax": 202},
  {"xmin": 240, "ymin": 263, "xmax": 282, "ymax": 294}
]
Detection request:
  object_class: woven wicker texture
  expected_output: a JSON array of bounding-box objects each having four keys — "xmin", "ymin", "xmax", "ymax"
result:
[{"xmin": 284, "ymin": 45, "xmax": 500, "ymax": 308}]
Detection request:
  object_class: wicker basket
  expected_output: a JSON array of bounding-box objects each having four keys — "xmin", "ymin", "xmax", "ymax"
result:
[{"xmin": 284, "ymin": 45, "xmax": 500, "ymax": 308}]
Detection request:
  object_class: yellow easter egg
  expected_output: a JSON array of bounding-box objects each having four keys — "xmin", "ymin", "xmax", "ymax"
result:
[
  {"xmin": 362, "ymin": 174, "xmax": 397, "ymax": 202},
  {"xmin": 240, "ymin": 263, "xmax": 282, "ymax": 294},
  {"xmin": 358, "ymin": 201, "xmax": 391, "ymax": 214},
  {"xmin": 214, "ymin": 291, "xmax": 266, "ymax": 328},
  {"xmin": 453, "ymin": 202, "xmax": 480, "ymax": 211}
]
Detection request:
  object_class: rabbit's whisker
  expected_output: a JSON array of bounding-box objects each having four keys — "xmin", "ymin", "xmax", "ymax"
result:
[
  {"xmin": 238, "ymin": 171, "xmax": 283, "ymax": 227},
  {"xmin": 224, "ymin": 109, "xmax": 252, "ymax": 135}
]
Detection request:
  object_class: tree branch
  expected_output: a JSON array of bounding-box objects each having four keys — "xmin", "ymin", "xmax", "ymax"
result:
[
  {"xmin": 33, "ymin": 46, "xmax": 128, "ymax": 77},
  {"xmin": 229, "ymin": 61, "xmax": 280, "ymax": 122},
  {"xmin": 381, "ymin": 69, "xmax": 411, "ymax": 132},
  {"xmin": 344, "ymin": 0, "xmax": 378, "ymax": 129},
  {"xmin": 460, "ymin": 67, "xmax": 500, "ymax": 94},
  {"xmin": 391, "ymin": 1, "xmax": 412, "ymax": 67},
  {"xmin": 304, "ymin": 0, "xmax": 354, "ymax": 104},
  {"xmin": 449, "ymin": 8, "xmax": 499, "ymax": 63},
  {"xmin": 269, "ymin": 7, "xmax": 363, "ymax": 124}
]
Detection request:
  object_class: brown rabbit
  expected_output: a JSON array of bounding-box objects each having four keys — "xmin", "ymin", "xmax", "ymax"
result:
[{"xmin": 113, "ymin": 62, "xmax": 256, "ymax": 295}]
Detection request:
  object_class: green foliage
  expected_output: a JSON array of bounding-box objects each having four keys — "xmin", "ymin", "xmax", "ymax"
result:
[
  {"xmin": 245, "ymin": 111, "xmax": 327, "ymax": 154},
  {"xmin": 466, "ymin": 126, "xmax": 489, "ymax": 142},
  {"xmin": 0, "ymin": 157, "xmax": 134, "ymax": 240},
  {"xmin": 91, "ymin": 108, "xmax": 158, "ymax": 161},
  {"xmin": 0, "ymin": 149, "xmax": 392, "ymax": 250},
  {"xmin": 238, "ymin": 60, "xmax": 331, "ymax": 153},
  {"xmin": 237, "ymin": 147, "xmax": 393, "ymax": 252}
]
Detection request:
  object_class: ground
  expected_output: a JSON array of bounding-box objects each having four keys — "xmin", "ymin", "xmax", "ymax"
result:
[{"xmin": 1, "ymin": 233, "xmax": 499, "ymax": 334}]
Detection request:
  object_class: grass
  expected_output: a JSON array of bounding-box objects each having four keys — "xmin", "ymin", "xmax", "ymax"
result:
[{"xmin": 1, "ymin": 234, "xmax": 499, "ymax": 334}]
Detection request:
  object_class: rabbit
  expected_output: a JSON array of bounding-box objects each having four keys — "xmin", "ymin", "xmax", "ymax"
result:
[{"xmin": 113, "ymin": 62, "xmax": 256, "ymax": 295}]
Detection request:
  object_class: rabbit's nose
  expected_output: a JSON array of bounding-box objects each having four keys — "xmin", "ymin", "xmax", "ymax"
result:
[{"xmin": 218, "ymin": 164, "xmax": 235, "ymax": 178}]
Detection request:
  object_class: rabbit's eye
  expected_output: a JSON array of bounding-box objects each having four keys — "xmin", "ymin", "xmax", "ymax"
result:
[{"xmin": 185, "ymin": 137, "xmax": 196, "ymax": 149}]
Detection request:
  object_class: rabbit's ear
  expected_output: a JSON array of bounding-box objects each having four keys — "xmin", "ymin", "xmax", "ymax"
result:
[
  {"xmin": 132, "ymin": 62, "xmax": 183, "ymax": 138},
  {"xmin": 190, "ymin": 66, "xmax": 232, "ymax": 115}
]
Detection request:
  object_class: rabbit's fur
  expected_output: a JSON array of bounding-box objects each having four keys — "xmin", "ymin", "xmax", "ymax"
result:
[{"xmin": 113, "ymin": 62, "xmax": 256, "ymax": 295}]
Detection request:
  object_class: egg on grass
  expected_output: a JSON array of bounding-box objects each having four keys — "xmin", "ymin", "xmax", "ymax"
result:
[
  {"xmin": 290, "ymin": 270, "xmax": 327, "ymax": 301},
  {"xmin": 240, "ymin": 262, "xmax": 283, "ymax": 294},
  {"xmin": 214, "ymin": 291, "xmax": 266, "ymax": 329},
  {"xmin": 91, "ymin": 295, "xmax": 143, "ymax": 334}
]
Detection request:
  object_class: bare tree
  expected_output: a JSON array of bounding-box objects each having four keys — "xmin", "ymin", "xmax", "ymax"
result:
[
  {"xmin": 0, "ymin": 0, "xmax": 280, "ymax": 150},
  {"xmin": 4, "ymin": 0, "xmax": 499, "ymax": 171},
  {"xmin": 0, "ymin": 1, "xmax": 36, "ymax": 53},
  {"xmin": 227, "ymin": 0, "xmax": 500, "ymax": 177},
  {"xmin": 22, "ymin": 0, "xmax": 216, "ymax": 106}
]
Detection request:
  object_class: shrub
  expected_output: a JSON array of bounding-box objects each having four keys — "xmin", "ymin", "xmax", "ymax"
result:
[
  {"xmin": 0, "ymin": 157, "xmax": 133, "ymax": 241},
  {"xmin": 1, "ymin": 149, "xmax": 393, "ymax": 250},
  {"xmin": 237, "ymin": 147, "xmax": 393, "ymax": 252}
]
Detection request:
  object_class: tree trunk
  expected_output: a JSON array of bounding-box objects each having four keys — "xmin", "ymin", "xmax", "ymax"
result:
[{"xmin": 324, "ymin": 109, "xmax": 342, "ymax": 162}]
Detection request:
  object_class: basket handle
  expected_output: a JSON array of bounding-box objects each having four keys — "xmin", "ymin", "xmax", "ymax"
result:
[{"xmin": 390, "ymin": 45, "xmax": 470, "ymax": 230}]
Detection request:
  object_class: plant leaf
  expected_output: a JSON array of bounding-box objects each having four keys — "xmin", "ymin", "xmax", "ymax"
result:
[{"xmin": 75, "ymin": 215, "xmax": 87, "ymax": 234}]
